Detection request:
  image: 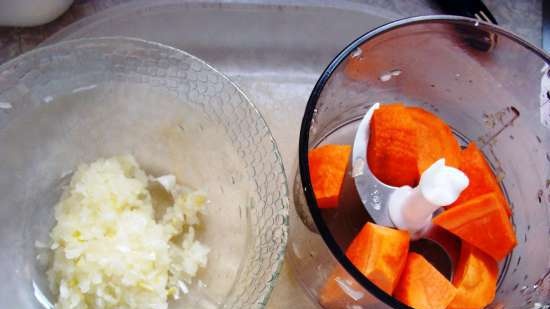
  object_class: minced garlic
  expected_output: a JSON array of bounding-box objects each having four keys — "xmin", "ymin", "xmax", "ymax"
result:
[{"xmin": 47, "ymin": 155, "xmax": 209, "ymax": 309}]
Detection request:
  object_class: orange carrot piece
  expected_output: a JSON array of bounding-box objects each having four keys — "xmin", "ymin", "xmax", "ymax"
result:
[
  {"xmin": 308, "ymin": 144, "xmax": 352, "ymax": 208},
  {"xmin": 452, "ymin": 143, "xmax": 512, "ymax": 215},
  {"xmin": 448, "ymin": 243, "xmax": 498, "ymax": 309},
  {"xmin": 368, "ymin": 103, "xmax": 419, "ymax": 187},
  {"xmin": 345, "ymin": 222, "xmax": 410, "ymax": 294},
  {"xmin": 368, "ymin": 104, "xmax": 462, "ymax": 187},
  {"xmin": 408, "ymin": 107, "xmax": 461, "ymax": 173},
  {"xmin": 393, "ymin": 252, "xmax": 457, "ymax": 309},
  {"xmin": 319, "ymin": 223, "xmax": 409, "ymax": 307},
  {"xmin": 433, "ymin": 193, "xmax": 517, "ymax": 261}
]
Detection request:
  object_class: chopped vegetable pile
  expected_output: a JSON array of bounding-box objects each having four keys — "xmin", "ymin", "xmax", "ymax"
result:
[
  {"xmin": 47, "ymin": 155, "xmax": 209, "ymax": 309},
  {"xmin": 311, "ymin": 103, "xmax": 516, "ymax": 309}
]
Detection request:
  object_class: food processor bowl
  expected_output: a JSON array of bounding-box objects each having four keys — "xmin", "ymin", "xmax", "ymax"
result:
[
  {"xmin": 290, "ymin": 16, "xmax": 550, "ymax": 308},
  {"xmin": 0, "ymin": 37, "xmax": 289, "ymax": 308}
]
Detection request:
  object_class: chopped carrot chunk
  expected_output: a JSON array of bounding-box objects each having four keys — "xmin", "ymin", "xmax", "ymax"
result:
[
  {"xmin": 393, "ymin": 253, "xmax": 457, "ymax": 309},
  {"xmin": 451, "ymin": 142, "xmax": 512, "ymax": 215},
  {"xmin": 448, "ymin": 243, "xmax": 498, "ymax": 309},
  {"xmin": 308, "ymin": 144, "xmax": 351, "ymax": 208},
  {"xmin": 433, "ymin": 193, "xmax": 516, "ymax": 261}
]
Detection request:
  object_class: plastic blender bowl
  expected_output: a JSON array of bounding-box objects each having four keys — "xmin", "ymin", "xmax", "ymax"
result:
[{"xmin": 289, "ymin": 16, "xmax": 550, "ymax": 308}]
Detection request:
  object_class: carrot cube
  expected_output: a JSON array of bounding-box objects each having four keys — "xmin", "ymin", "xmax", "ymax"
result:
[
  {"xmin": 452, "ymin": 142, "xmax": 512, "ymax": 215},
  {"xmin": 448, "ymin": 243, "xmax": 498, "ymax": 309},
  {"xmin": 367, "ymin": 104, "xmax": 461, "ymax": 187},
  {"xmin": 408, "ymin": 107, "xmax": 461, "ymax": 174},
  {"xmin": 367, "ymin": 103, "xmax": 419, "ymax": 187},
  {"xmin": 346, "ymin": 222, "xmax": 410, "ymax": 294},
  {"xmin": 393, "ymin": 253, "xmax": 457, "ymax": 309},
  {"xmin": 319, "ymin": 223, "xmax": 409, "ymax": 307},
  {"xmin": 308, "ymin": 144, "xmax": 351, "ymax": 208},
  {"xmin": 433, "ymin": 193, "xmax": 516, "ymax": 261}
]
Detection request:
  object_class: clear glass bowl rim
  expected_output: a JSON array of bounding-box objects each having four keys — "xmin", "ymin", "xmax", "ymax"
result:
[{"xmin": 0, "ymin": 36, "xmax": 290, "ymax": 309}]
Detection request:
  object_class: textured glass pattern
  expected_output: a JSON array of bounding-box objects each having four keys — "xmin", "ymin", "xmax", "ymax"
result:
[{"xmin": 0, "ymin": 37, "xmax": 288, "ymax": 309}]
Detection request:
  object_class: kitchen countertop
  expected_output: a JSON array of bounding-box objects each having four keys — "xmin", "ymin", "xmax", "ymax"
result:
[
  {"xmin": 0, "ymin": 1, "xmax": 544, "ymax": 308},
  {"xmin": 0, "ymin": 0, "xmax": 543, "ymax": 64}
]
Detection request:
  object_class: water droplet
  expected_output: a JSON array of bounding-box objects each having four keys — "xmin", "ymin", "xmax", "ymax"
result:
[
  {"xmin": 352, "ymin": 159, "xmax": 365, "ymax": 177},
  {"xmin": 533, "ymin": 302, "xmax": 546, "ymax": 309},
  {"xmin": 351, "ymin": 47, "xmax": 363, "ymax": 58},
  {"xmin": 335, "ymin": 276, "xmax": 365, "ymax": 301},
  {"xmin": 370, "ymin": 190, "xmax": 382, "ymax": 210},
  {"xmin": 72, "ymin": 84, "xmax": 97, "ymax": 93},
  {"xmin": 378, "ymin": 69, "xmax": 402, "ymax": 82},
  {"xmin": 390, "ymin": 69, "xmax": 402, "ymax": 77},
  {"xmin": 0, "ymin": 102, "xmax": 12, "ymax": 110},
  {"xmin": 379, "ymin": 73, "xmax": 392, "ymax": 82},
  {"xmin": 177, "ymin": 123, "xmax": 185, "ymax": 133}
]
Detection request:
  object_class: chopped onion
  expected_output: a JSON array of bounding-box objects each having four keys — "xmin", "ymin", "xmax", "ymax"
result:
[{"xmin": 47, "ymin": 155, "xmax": 209, "ymax": 309}]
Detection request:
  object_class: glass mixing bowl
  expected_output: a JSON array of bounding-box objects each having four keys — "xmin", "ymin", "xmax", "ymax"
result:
[
  {"xmin": 0, "ymin": 37, "xmax": 289, "ymax": 308},
  {"xmin": 290, "ymin": 16, "xmax": 550, "ymax": 308}
]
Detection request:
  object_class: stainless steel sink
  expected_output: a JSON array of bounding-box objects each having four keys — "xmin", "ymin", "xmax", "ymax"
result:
[{"xmin": 42, "ymin": 1, "xmax": 394, "ymax": 307}]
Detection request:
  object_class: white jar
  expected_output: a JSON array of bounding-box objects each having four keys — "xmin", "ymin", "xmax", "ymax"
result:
[{"xmin": 0, "ymin": 0, "xmax": 73, "ymax": 27}]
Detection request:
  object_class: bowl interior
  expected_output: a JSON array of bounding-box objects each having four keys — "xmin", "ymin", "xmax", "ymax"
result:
[{"xmin": 0, "ymin": 37, "xmax": 288, "ymax": 308}]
